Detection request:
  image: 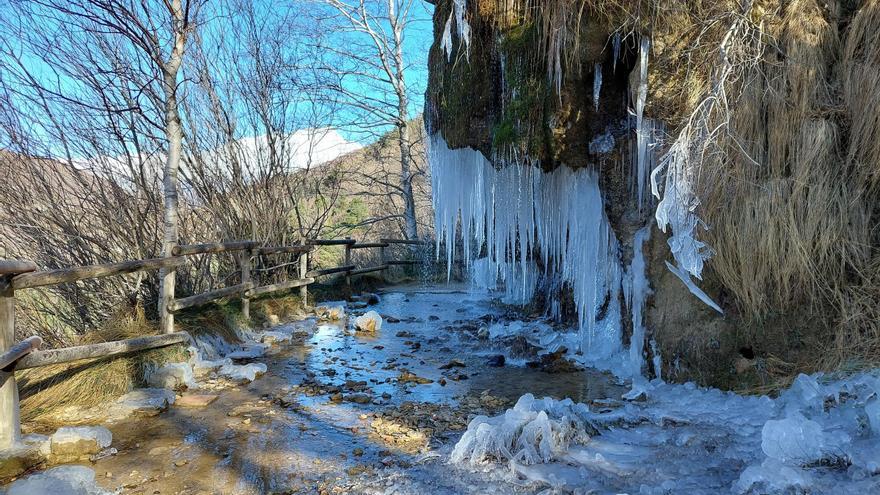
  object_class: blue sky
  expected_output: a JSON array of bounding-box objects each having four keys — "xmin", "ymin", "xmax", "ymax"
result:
[{"xmin": 0, "ymin": 0, "xmax": 437, "ymax": 156}]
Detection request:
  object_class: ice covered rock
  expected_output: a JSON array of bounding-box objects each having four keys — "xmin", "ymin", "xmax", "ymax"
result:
[
  {"xmin": 760, "ymin": 413, "xmax": 826, "ymax": 465},
  {"xmin": 317, "ymin": 305, "xmax": 345, "ymax": 321},
  {"xmin": 227, "ymin": 344, "xmax": 267, "ymax": 360},
  {"xmin": 259, "ymin": 331, "xmax": 291, "ymax": 345},
  {"xmin": 354, "ymin": 311, "xmax": 382, "ymax": 334},
  {"xmin": 48, "ymin": 427, "xmax": 112, "ymax": 462},
  {"xmin": 146, "ymin": 362, "xmax": 196, "ymax": 390},
  {"xmin": 735, "ymin": 458, "xmax": 812, "ymax": 494},
  {"xmin": 5, "ymin": 465, "xmax": 109, "ymax": 495},
  {"xmin": 109, "ymin": 388, "xmax": 175, "ymax": 419},
  {"xmin": 219, "ymin": 362, "xmax": 267, "ymax": 383},
  {"xmin": 451, "ymin": 394, "xmax": 596, "ymax": 466},
  {"xmin": 0, "ymin": 442, "xmax": 45, "ymax": 480}
]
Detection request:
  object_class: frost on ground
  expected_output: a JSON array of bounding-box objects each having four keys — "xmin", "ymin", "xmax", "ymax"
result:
[{"xmin": 450, "ymin": 373, "xmax": 880, "ymax": 494}]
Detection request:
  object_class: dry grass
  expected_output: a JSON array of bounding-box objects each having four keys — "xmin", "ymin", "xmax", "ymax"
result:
[{"xmin": 17, "ymin": 306, "xmax": 188, "ymax": 423}]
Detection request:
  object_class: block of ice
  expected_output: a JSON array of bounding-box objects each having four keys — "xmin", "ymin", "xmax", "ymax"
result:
[
  {"xmin": 761, "ymin": 413, "xmax": 826, "ymax": 465},
  {"xmin": 735, "ymin": 458, "xmax": 812, "ymax": 494},
  {"xmin": 451, "ymin": 393, "xmax": 595, "ymax": 466}
]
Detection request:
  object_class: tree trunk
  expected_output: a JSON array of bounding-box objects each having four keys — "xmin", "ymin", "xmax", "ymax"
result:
[
  {"xmin": 158, "ymin": 78, "xmax": 182, "ymax": 333},
  {"xmin": 158, "ymin": 1, "xmax": 186, "ymax": 334},
  {"xmin": 397, "ymin": 120, "xmax": 418, "ymax": 240}
]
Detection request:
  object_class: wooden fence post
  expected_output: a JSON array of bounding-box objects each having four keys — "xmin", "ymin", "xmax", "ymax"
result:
[
  {"xmin": 379, "ymin": 244, "xmax": 386, "ymax": 283},
  {"xmin": 240, "ymin": 249, "xmax": 252, "ymax": 321},
  {"xmin": 299, "ymin": 250, "xmax": 308, "ymax": 308},
  {"xmin": 344, "ymin": 238, "xmax": 352, "ymax": 290},
  {"xmin": 0, "ymin": 282, "xmax": 20, "ymax": 449}
]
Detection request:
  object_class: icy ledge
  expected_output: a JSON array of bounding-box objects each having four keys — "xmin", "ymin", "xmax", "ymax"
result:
[{"xmin": 450, "ymin": 373, "xmax": 880, "ymax": 494}]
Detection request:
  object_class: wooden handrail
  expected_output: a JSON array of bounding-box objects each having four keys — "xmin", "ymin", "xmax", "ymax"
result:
[
  {"xmin": 255, "ymin": 245, "xmax": 311, "ymax": 256},
  {"xmin": 0, "ymin": 336, "xmax": 42, "ymax": 371},
  {"xmin": 0, "ymin": 260, "xmax": 37, "ymax": 276},
  {"xmin": 173, "ymin": 241, "xmax": 259, "ymax": 256},
  {"xmin": 350, "ymin": 242, "xmax": 389, "ymax": 249},
  {"xmin": 11, "ymin": 257, "xmax": 184, "ymax": 290},
  {"xmin": 14, "ymin": 332, "xmax": 190, "ymax": 370},
  {"xmin": 306, "ymin": 238, "xmax": 357, "ymax": 246},
  {"xmin": 379, "ymin": 238, "xmax": 428, "ymax": 245},
  {"xmin": 169, "ymin": 282, "xmax": 253, "ymax": 312},
  {"xmin": 307, "ymin": 264, "xmax": 355, "ymax": 277},
  {"xmin": 245, "ymin": 277, "xmax": 315, "ymax": 298},
  {"xmin": 350, "ymin": 265, "xmax": 388, "ymax": 276}
]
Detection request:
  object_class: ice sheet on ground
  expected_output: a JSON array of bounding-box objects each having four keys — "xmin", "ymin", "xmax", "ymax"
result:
[{"xmin": 3, "ymin": 465, "xmax": 109, "ymax": 495}]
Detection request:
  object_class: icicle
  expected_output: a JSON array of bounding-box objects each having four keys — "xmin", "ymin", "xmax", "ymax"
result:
[
  {"xmin": 612, "ymin": 33, "xmax": 621, "ymax": 73},
  {"xmin": 634, "ymin": 37, "xmax": 650, "ymax": 211},
  {"xmin": 441, "ymin": 14, "xmax": 454, "ymax": 61},
  {"xmin": 592, "ymin": 63, "xmax": 602, "ymax": 112},
  {"xmin": 430, "ymin": 133, "xmax": 623, "ymax": 360},
  {"xmin": 627, "ymin": 226, "xmax": 652, "ymax": 377},
  {"xmin": 665, "ymin": 261, "xmax": 722, "ymax": 313}
]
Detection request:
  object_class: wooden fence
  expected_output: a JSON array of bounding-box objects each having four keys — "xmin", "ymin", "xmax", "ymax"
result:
[{"xmin": 0, "ymin": 237, "xmax": 426, "ymax": 450}]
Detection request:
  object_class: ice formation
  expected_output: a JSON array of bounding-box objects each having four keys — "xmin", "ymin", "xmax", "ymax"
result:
[
  {"xmin": 440, "ymin": 0, "xmax": 471, "ymax": 61},
  {"xmin": 452, "ymin": 372, "xmax": 880, "ymax": 493},
  {"xmin": 624, "ymin": 226, "xmax": 651, "ymax": 377},
  {"xmin": 4, "ymin": 465, "xmax": 109, "ymax": 495},
  {"xmin": 451, "ymin": 394, "xmax": 595, "ymax": 466},
  {"xmin": 430, "ymin": 134, "xmax": 623, "ymax": 358},
  {"xmin": 354, "ymin": 310, "xmax": 383, "ymax": 333},
  {"xmin": 634, "ymin": 37, "xmax": 650, "ymax": 211},
  {"xmin": 612, "ymin": 33, "xmax": 621, "ymax": 73},
  {"xmin": 592, "ymin": 63, "xmax": 602, "ymax": 111}
]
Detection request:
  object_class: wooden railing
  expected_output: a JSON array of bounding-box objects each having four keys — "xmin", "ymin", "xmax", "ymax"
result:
[{"xmin": 0, "ymin": 237, "xmax": 427, "ymax": 450}]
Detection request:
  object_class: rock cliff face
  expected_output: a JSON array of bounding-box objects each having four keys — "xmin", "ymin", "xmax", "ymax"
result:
[{"xmin": 426, "ymin": 0, "xmax": 880, "ymax": 388}]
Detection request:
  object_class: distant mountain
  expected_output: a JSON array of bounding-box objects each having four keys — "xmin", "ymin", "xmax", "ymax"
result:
[{"xmin": 227, "ymin": 128, "xmax": 363, "ymax": 170}]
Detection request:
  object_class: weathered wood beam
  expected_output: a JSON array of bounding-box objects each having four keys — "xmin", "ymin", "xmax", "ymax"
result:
[
  {"xmin": 350, "ymin": 265, "xmax": 388, "ymax": 276},
  {"xmin": 379, "ymin": 238, "xmax": 428, "ymax": 245},
  {"xmin": 306, "ymin": 264, "xmax": 356, "ymax": 277},
  {"xmin": 169, "ymin": 282, "xmax": 253, "ymax": 312},
  {"xmin": 349, "ymin": 242, "xmax": 389, "ymax": 249},
  {"xmin": 0, "ymin": 336, "xmax": 42, "ymax": 371},
  {"xmin": 14, "ymin": 332, "xmax": 190, "ymax": 370},
  {"xmin": 245, "ymin": 277, "xmax": 315, "ymax": 298},
  {"xmin": 0, "ymin": 260, "xmax": 37, "ymax": 276},
  {"xmin": 306, "ymin": 238, "xmax": 357, "ymax": 246},
  {"xmin": 11, "ymin": 257, "xmax": 184, "ymax": 290},
  {"xmin": 172, "ymin": 241, "xmax": 259, "ymax": 256},
  {"xmin": 255, "ymin": 245, "xmax": 311, "ymax": 256}
]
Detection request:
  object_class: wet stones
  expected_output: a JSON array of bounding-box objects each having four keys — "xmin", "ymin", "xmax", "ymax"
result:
[
  {"xmin": 176, "ymin": 393, "xmax": 219, "ymax": 408},
  {"xmin": 527, "ymin": 347, "xmax": 584, "ymax": 373},
  {"xmin": 438, "ymin": 359, "xmax": 466, "ymax": 370},
  {"xmin": 486, "ymin": 355, "xmax": 506, "ymax": 367},
  {"xmin": 397, "ymin": 370, "xmax": 433, "ymax": 385}
]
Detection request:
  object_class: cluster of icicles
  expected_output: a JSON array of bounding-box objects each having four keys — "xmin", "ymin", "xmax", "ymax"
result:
[{"xmin": 430, "ymin": 135, "xmax": 637, "ymax": 363}]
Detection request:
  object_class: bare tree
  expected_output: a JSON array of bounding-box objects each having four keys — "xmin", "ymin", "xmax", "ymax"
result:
[{"xmin": 319, "ymin": 0, "xmax": 426, "ymax": 240}]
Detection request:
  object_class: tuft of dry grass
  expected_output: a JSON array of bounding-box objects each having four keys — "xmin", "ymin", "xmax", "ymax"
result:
[{"xmin": 17, "ymin": 305, "xmax": 188, "ymax": 423}]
